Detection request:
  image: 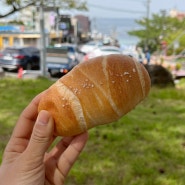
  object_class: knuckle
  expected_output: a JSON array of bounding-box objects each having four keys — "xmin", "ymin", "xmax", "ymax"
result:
[{"xmin": 32, "ymin": 128, "xmax": 50, "ymax": 143}]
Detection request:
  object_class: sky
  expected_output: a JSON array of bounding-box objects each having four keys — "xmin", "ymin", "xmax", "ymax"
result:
[
  {"xmin": 70, "ymin": 0, "xmax": 185, "ymax": 19},
  {"xmin": 1, "ymin": 0, "xmax": 185, "ymax": 20}
]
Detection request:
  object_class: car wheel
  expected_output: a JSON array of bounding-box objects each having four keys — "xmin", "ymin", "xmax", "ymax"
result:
[{"xmin": 2, "ymin": 67, "xmax": 7, "ymax": 71}]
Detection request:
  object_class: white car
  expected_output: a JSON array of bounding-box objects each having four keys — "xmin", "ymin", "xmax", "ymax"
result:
[
  {"xmin": 80, "ymin": 41, "xmax": 102, "ymax": 54},
  {"xmin": 84, "ymin": 46, "xmax": 122, "ymax": 61}
]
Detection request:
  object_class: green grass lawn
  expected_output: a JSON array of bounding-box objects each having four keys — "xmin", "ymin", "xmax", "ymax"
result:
[{"xmin": 1, "ymin": 77, "xmax": 185, "ymax": 185}]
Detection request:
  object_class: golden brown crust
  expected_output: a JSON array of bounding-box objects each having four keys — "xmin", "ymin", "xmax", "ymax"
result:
[{"xmin": 38, "ymin": 54, "xmax": 151, "ymax": 136}]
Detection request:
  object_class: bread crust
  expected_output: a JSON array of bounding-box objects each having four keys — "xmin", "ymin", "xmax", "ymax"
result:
[{"xmin": 38, "ymin": 54, "xmax": 151, "ymax": 136}]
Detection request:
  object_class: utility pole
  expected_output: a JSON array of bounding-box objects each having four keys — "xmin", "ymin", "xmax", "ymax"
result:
[
  {"xmin": 39, "ymin": 0, "xmax": 47, "ymax": 76},
  {"xmin": 145, "ymin": 0, "xmax": 150, "ymax": 50},
  {"xmin": 161, "ymin": 10, "xmax": 166, "ymax": 38},
  {"xmin": 146, "ymin": 0, "xmax": 150, "ymax": 20}
]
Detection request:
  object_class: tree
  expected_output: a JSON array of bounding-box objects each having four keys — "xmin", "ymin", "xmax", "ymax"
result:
[
  {"xmin": 0, "ymin": 0, "xmax": 87, "ymax": 18},
  {"xmin": 128, "ymin": 13, "xmax": 185, "ymax": 54}
]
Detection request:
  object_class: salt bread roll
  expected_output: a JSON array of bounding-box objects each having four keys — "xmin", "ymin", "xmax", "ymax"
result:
[{"xmin": 38, "ymin": 54, "xmax": 150, "ymax": 136}]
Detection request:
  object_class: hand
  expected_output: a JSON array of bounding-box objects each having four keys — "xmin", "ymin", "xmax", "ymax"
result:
[{"xmin": 0, "ymin": 92, "xmax": 88, "ymax": 185}]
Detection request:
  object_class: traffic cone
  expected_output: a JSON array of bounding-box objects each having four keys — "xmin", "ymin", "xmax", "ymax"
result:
[{"xmin": 18, "ymin": 67, "xmax": 23, "ymax": 79}]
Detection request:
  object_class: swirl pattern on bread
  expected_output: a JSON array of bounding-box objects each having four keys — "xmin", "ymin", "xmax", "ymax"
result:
[{"xmin": 38, "ymin": 54, "xmax": 151, "ymax": 136}]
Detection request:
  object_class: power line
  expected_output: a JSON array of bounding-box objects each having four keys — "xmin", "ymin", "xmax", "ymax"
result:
[
  {"xmin": 88, "ymin": 3, "xmax": 145, "ymax": 14},
  {"xmin": 117, "ymin": 0, "xmax": 145, "ymax": 2}
]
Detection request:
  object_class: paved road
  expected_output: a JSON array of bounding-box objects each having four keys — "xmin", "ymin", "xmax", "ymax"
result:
[
  {"xmin": 4, "ymin": 71, "xmax": 41, "ymax": 79},
  {"xmin": 0, "ymin": 68, "xmax": 59, "ymax": 81},
  {"xmin": 0, "ymin": 68, "xmax": 47, "ymax": 79}
]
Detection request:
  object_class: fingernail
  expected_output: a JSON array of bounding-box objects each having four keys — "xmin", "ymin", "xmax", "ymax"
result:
[{"xmin": 37, "ymin": 110, "xmax": 50, "ymax": 125}]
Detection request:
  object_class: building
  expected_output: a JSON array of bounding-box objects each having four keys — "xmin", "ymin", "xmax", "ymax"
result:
[
  {"xmin": 0, "ymin": 31, "xmax": 41, "ymax": 50},
  {"xmin": 0, "ymin": 6, "xmax": 91, "ymax": 50},
  {"xmin": 0, "ymin": 6, "xmax": 52, "ymax": 50},
  {"xmin": 75, "ymin": 15, "xmax": 91, "ymax": 42},
  {"xmin": 170, "ymin": 9, "xmax": 185, "ymax": 21}
]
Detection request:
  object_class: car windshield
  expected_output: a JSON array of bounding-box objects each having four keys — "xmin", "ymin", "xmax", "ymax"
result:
[
  {"xmin": 86, "ymin": 42, "xmax": 100, "ymax": 46},
  {"xmin": 3, "ymin": 49, "xmax": 19, "ymax": 55},
  {"xmin": 102, "ymin": 49, "xmax": 119, "ymax": 52},
  {"xmin": 101, "ymin": 48, "xmax": 120, "ymax": 52},
  {"xmin": 46, "ymin": 47, "xmax": 68, "ymax": 53},
  {"xmin": 46, "ymin": 46, "xmax": 76, "ymax": 54},
  {"xmin": 87, "ymin": 43, "xmax": 96, "ymax": 46}
]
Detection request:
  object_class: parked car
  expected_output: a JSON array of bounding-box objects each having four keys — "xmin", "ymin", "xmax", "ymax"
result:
[
  {"xmin": 79, "ymin": 41, "xmax": 103, "ymax": 54},
  {"xmin": 84, "ymin": 46, "xmax": 122, "ymax": 61},
  {"xmin": 0, "ymin": 46, "xmax": 40, "ymax": 71},
  {"xmin": 122, "ymin": 48, "xmax": 140, "ymax": 60},
  {"xmin": 46, "ymin": 44, "xmax": 83, "ymax": 77}
]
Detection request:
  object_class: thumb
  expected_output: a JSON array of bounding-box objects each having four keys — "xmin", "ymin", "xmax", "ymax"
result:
[{"xmin": 25, "ymin": 110, "xmax": 54, "ymax": 161}]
